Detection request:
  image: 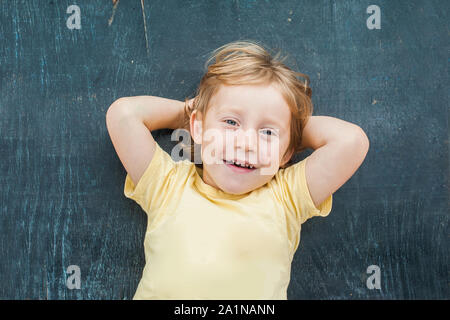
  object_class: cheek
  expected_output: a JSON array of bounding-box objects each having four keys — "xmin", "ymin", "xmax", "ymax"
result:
[
  {"xmin": 258, "ymin": 138, "xmax": 282, "ymax": 161},
  {"xmin": 201, "ymin": 130, "xmax": 226, "ymax": 165},
  {"xmin": 222, "ymin": 132, "xmax": 235, "ymax": 156}
]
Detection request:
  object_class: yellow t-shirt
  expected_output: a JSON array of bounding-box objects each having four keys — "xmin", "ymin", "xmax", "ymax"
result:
[{"xmin": 124, "ymin": 142, "xmax": 332, "ymax": 300}]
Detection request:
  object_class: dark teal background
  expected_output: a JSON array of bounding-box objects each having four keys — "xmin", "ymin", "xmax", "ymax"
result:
[{"xmin": 0, "ymin": 0, "xmax": 448, "ymax": 299}]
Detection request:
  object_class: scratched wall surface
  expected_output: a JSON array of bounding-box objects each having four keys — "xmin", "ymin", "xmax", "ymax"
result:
[{"xmin": 0, "ymin": 0, "xmax": 448, "ymax": 300}]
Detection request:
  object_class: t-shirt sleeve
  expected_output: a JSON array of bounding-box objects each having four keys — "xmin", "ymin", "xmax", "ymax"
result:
[
  {"xmin": 123, "ymin": 142, "xmax": 179, "ymax": 215},
  {"xmin": 272, "ymin": 155, "xmax": 333, "ymax": 225}
]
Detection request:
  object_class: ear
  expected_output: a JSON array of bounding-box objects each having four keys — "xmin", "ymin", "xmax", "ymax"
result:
[{"xmin": 190, "ymin": 109, "xmax": 203, "ymax": 145}]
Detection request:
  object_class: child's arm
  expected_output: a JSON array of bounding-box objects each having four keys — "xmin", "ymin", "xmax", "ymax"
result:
[
  {"xmin": 111, "ymin": 95, "xmax": 186, "ymax": 131},
  {"xmin": 299, "ymin": 116, "xmax": 370, "ymax": 208},
  {"xmin": 106, "ymin": 96, "xmax": 185, "ymax": 186}
]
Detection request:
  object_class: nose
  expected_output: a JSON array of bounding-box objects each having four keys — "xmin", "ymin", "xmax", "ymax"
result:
[{"xmin": 235, "ymin": 128, "xmax": 257, "ymax": 152}]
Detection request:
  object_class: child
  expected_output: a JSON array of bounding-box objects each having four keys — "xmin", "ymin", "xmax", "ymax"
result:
[{"xmin": 106, "ymin": 40, "xmax": 369, "ymax": 299}]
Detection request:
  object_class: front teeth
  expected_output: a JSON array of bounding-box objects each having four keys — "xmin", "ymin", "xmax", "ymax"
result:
[
  {"xmin": 224, "ymin": 159, "xmax": 255, "ymax": 169},
  {"xmin": 233, "ymin": 161, "xmax": 254, "ymax": 169}
]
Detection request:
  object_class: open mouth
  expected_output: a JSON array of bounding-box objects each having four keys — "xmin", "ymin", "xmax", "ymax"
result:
[{"xmin": 223, "ymin": 159, "xmax": 257, "ymax": 173}]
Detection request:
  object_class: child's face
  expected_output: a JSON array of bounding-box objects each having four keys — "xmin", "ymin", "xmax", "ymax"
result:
[{"xmin": 191, "ymin": 83, "xmax": 294, "ymax": 195}]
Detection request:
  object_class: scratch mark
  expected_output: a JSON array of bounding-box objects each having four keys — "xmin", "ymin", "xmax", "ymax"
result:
[
  {"xmin": 141, "ymin": 0, "xmax": 150, "ymax": 57},
  {"xmin": 108, "ymin": 0, "xmax": 120, "ymax": 26}
]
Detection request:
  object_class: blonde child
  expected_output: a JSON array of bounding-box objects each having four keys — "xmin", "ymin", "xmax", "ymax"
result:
[{"xmin": 106, "ymin": 40, "xmax": 369, "ymax": 299}]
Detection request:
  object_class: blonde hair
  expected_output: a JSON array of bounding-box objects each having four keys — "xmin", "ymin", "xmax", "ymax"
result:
[{"xmin": 180, "ymin": 40, "xmax": 313, "ymax": 169}]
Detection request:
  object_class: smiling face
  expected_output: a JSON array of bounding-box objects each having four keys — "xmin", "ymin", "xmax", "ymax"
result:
[{"xmin": 190, "ymin": 83, "xmax": 294, "ymax": 195}]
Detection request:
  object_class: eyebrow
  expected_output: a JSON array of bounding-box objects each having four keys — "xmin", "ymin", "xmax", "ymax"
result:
[
  {"xmin": 217, "ymin": 105, "xmax": 242, "ymax": 114},
  {"xmin": 217, "ymin": 105, "xmax": 286, "ymax": 129}
]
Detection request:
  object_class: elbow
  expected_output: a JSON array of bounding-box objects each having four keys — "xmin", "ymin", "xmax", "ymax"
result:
[
  {"xmin": 106, "ymin": 98, "xmax": 127, "ymax": 130},
  {"xmin": 106, "ymin": 101, "xmax": 119, "ymax": 124},
  {"xmin": 351, "ymin": 126, "xmax": 370, "ymax": 158},
  {"xmin": 106, "ymin": 98, "xmax": 121, "ymax": 116},
  {"xmin": 106, "ymin": 97, "xmax": 133, "ymax": 120},
  {"xmin": 336, "ymin": 125, "xmax": 370, "ymax": 159},
  {"xmin": 108, "ymin": 97, "xmax": 128, "ymax": 112}
]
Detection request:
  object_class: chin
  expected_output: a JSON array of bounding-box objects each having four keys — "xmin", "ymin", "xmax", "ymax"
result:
[{"xmin": 220, "ymin": 183, "xmax": 254, "ymax": 195}]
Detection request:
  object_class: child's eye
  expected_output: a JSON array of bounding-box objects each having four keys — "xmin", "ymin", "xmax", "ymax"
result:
[
  {"xmin": 225, "ymin": 119, "xmax": 237, "ymax": 126},
  {"xmin": 261, "ymin": 129, "xmax": 274, "ymax": 136}
]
